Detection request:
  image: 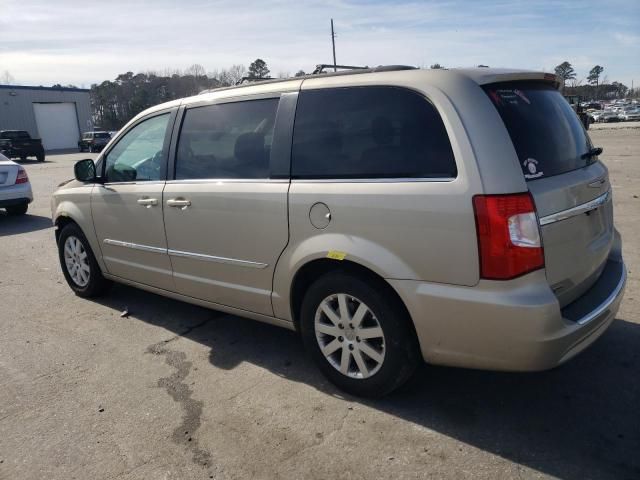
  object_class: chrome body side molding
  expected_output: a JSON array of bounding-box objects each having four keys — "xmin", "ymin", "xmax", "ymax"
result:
[{"xmin": 102, "ymin": 239, "xmax": 267, "ymax": 269}]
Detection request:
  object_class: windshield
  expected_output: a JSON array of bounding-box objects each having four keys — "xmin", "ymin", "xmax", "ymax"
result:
[{"xmin": 484, "ymin": 82, "xmax": 592, "ymax": 181}]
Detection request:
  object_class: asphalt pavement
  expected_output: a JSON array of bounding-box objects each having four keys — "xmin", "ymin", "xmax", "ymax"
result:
[{"xmin": 0, "ymin": 129, "xmax": 638, "ymax": 480}]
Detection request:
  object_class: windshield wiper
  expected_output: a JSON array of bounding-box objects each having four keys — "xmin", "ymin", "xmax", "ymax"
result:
[{"xmin": 582, "ymin": 147, "xmax": 603, "ymax": 164}]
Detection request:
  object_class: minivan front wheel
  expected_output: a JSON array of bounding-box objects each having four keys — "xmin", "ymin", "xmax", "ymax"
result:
[
  {"xmin": 57, "ymin": 223, "xmax": 111, "ymax": 297},
  {"xmin": 300, "ymin": 271, "xmax": 420, "ymax": 397}
]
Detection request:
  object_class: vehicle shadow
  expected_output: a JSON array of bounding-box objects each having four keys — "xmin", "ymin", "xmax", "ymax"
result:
[
  {"xmin": 94, "ymin": 284, "xmax": 639, "ymax": 480},
  {"xmin": 0, "ymin": 213, "xmax": 52, "ymax": 236}
]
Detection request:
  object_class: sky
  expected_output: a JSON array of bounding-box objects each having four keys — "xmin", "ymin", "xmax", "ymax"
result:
[{"xmin": 0, "ymin": 0, "xmax": 638, "ymax": 88}]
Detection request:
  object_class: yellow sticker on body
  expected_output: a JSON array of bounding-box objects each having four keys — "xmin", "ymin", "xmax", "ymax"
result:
[{"xmin": 326, "ymin": 250, "xmax": 347, "ymax": 260}]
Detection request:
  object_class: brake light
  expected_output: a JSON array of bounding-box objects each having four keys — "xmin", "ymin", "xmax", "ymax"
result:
[
  {"xmin": 473, "ymin": 193, "xmax": 544, "ymax": 280},
  {"xmin": 15, "ymin": 168, "xmax": 29, "ymax": 184}
]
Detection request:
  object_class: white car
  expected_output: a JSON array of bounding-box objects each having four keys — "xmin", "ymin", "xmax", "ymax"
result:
[
  {"xmin": 619, "ymin": 109, "xmax": 640, "ymax": 121},
  {"xmin": 0, "ymin": 153, "xmax": 33, "ymax": 215}
]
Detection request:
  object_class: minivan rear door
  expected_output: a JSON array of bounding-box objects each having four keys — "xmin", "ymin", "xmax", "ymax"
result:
[{"xmin": 485, "ymin": 83, "xmax": 614, "ymax": 306}]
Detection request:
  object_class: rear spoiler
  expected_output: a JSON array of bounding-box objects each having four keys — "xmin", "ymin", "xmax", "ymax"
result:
[{"xmin": 471, "ymin": 70, "xmax": 561, "ymax": 89}]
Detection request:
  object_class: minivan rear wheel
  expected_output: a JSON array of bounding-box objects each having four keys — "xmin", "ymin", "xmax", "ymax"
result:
[
  {"xmin": 57, "ymin": 223, "xmax": 111, "ymax": 297},
  {"xmin": 300, "ymin": 271, "xmax": 420, "ymax": 397}
]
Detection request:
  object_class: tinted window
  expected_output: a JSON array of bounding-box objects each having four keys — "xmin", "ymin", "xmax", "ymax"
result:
[
  {"xmin": 176, "ymin": 99, "xmax": 279, "ymax": 179},
  {"xmin": 2, "ymin": 131, "xmax": 30, "ymax": 140},
  {"xmin": 485, "ymin": 83, "xmax": 591, "ymax": 180},
  {"xmin": 291, "ymin": 87, "xmax": 456, "ymax": 179},
  {"xmin": 104, "ymin": 113, "xmax": 170, "ymax": 182},
  {"xmin": 95, "ymin": 132, "xmax": 111, "ymax": 139}
]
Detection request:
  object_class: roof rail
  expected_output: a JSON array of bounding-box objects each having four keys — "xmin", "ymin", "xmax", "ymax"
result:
[
  {"xmin": 312, "ymin": 64, "xmax": 369, "ymax": 74},
  {"xmin": 197, "ymin": 64, "xmax": 419, "ymax": 95},
  {"xmin": 235, "ymin": 76, "xmax": 274, "ymax": 86}
]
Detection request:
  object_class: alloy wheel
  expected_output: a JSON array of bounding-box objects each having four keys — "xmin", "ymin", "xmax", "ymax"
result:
[
  {"xmin": 64, "ymin": 235, "xmax": 90, "ymax": 287},
  {"xmin": 314, "ymin": 293, "xmax": 386, "ymax": 379}
]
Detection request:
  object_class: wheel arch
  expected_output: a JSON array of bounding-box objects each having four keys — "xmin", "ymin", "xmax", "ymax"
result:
[
  {"xmin": 53, "ymin": 202, "xmax": 106, "ymax": 273},
  {"xmin": 288, "ymin": 258, "xmax": 418, "ymax": 341},
  {"xmin": 53, "ymin": 214, "xmax": 78, "ymax": 243}
]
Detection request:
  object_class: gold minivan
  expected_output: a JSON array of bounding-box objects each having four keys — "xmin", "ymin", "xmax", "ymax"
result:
[{"xmin": 52, "ymin": 67, "xmax": 626, "ymax": 396}]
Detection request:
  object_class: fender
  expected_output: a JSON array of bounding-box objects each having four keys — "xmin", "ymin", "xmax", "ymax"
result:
[
  {"xmin": 271, "ymin": 232, "xmax": 418, "ymax": 321},
  {"xmin": 53, "ymin": 185, "xmax": 108, "ymax": 273}
]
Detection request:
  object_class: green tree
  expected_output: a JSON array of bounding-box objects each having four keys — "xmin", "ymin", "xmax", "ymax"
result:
[
  {"xmin": 248, "ymin": 58, "xmax": 270, "ymax": 79},
  {"xmin": 611, "ymin": 81, "xmax": 628, "ymax": 99},
  {"xmin": 554, "ymin": 61, "xmax": 576, "ymax": 89},
  {"xmin": 294, "ymin": 70, "xmax": 306, "ymax": 77},
  {"xmin": 587, "ymin": 65, "xmax": 604, "ymax": 99},
  {"xmin": 587, "ymin": 65, "xmax": 604, "ymax": 86},
  {"xmin": 430, "ymin": 63, "xmax": 444, "ymax": 69}
]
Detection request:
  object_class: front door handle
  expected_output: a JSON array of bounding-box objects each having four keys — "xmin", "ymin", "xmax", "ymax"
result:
[
  {"xmin": 137, "ymin": 197, "xmax": 158, "ymax": 208},
  {"xmin": 167, "ymin": 198, "xmax": 191, "ymax": 210}
]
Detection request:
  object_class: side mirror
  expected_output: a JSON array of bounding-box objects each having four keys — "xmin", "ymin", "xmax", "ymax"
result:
[{"xmin": 74, "ymin": 158, "xmax": 97, "ymax": 182}]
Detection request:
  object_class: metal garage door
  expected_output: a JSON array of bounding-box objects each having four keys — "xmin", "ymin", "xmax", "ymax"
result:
[{"xmin": 33, "ymin": 103, "xmax": 80, "ymax": 150}]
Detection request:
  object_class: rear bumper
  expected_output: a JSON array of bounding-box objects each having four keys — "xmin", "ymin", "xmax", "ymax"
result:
[
  {"xmin": 1, "ymin": 146, "xmax": 44, "ymax": 157},
  {"xmin": 390, "ymin": 254, "xmax": 626, "ymax": 372},
  {"xmin": 0, "ymin": 183, "xmax": 33, "ymax": 206}
]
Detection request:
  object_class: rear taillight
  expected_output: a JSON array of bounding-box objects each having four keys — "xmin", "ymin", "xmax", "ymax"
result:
[
  {"xmin": 473, "ymin": 193, "xmax": 544, "ymax": 280},
  {"xmin": 15, "ymin": 168, "xmax": 29, "ymax": 184}
]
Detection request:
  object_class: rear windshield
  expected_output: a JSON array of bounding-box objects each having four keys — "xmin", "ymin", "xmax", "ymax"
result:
[
  {"xmin": 95, "ymin": 132, "xmax": 111, "ymax": 138},
  {"xmin": 484, "ymin": 82, "xmax": 591, "ymax": 181}
]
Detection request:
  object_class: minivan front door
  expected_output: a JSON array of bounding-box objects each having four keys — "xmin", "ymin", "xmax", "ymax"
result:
[
  {"xmin": 92, "ymin": 111, "xmax": 175, "ymax": 290},
  {"xmin": 162, "ymin": 97, "xmax": 290, "ymax": 316}
]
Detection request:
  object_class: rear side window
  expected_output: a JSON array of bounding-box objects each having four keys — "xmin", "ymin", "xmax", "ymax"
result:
[
  {"xmin": 176, "ymin": 98, "xmax": 279, "ymax": 180},
  {"xmin": 291, "ymin": 87, "xmax": 456, "ymax": 179},
  {"xmin": 485, "ymin": 83, "xmax": 591, "ymax": 180}
]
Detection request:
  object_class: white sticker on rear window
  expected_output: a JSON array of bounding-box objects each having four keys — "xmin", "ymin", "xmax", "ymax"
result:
[{"xmin": 523, "ymin": 158, "xmax": 543, "ymax": 179}]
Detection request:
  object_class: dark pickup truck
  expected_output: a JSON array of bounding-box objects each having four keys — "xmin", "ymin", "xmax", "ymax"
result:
[{"xmin": 0, "ymin": 130, "xmax": 45, "ymax": 162}]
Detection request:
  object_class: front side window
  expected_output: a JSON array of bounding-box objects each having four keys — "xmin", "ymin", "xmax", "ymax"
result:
[
  {"xmin": 291, "ymin": 87, "xmax": 456, "ymax": 179},
  {"xmin": 104, "ymin": 114, "xmax": 170, "ymax": 182},
  {"xmin": 175, "ymin": 98, "xmax": 279, "ymax": 180}
]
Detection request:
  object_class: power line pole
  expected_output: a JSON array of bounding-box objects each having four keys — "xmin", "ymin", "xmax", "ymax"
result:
[{"xmin": 331, "ymin": 19, "xmax": 337, "ymax": 72}]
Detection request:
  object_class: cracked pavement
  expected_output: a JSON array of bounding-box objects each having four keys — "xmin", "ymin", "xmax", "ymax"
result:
[{"xmin": 0, "ymin": 127, "xmax": 639, "ymax": 480}]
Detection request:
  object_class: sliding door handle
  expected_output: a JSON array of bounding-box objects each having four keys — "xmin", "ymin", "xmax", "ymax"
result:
[
  {"xmin": 137, "ymin": 197, "xmax": 158, "ymax": 207},
  {"xmin": 167, "ymin": 198, "xmax": 191, "ymax": 209}
]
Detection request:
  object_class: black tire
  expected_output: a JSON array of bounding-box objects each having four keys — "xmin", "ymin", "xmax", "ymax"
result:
[
  {"xmin": 89, "ymin": 145, "xmax": 95, "ymax": 153},
  {"xmin": 300, "ymin": 271, "xmax": 420, "ymax": 397},
  {"xmin": 6, "ymin": 203, "xmax": 28, "ymax": 215},
  {"xmin": 19, "ymin": 155, "xmax": 27, "ymax": 161},
  {"xmin": 79, "ymin": 146, "xmax": 84, "ymax": 153},
  {"xmin": 57, "ymin": 223, "xmax": 111, "ymax": 297},
  {"xmin": 37, "ymin": 153, "xmax": 45, "ymax": 162}
]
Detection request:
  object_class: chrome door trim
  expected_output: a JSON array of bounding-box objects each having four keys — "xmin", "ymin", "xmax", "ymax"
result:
[
  {"xmin": 103, "ymin": 239, "xmax": 267, "ymax": 268},
  {"xmin": 103, "ymin": 239, "xmax": 168, "ymax": 254},
  {"xmin": 291, "ymin": 177, "xmax": 456, "ymax": 184},
  {"xmin": 165, "ymin": 178, "xmax": 290, "ymax": 184},
  {"xmin": 539, "ymin": 190, "xmax": 611, "ymax": 226},
  {"xmin": 168, "ymin": 249, "xmax": 268, "ymax": 269}
]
